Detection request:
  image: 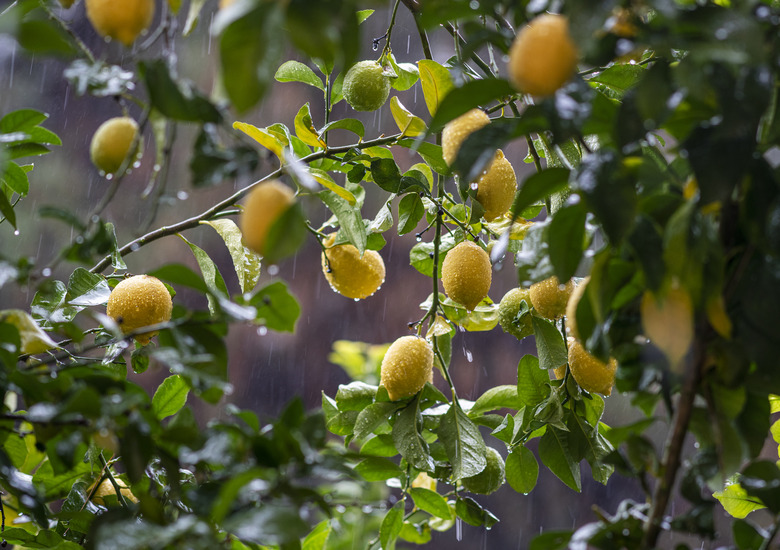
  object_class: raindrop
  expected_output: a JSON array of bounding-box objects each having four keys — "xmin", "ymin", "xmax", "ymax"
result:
[
  {"xmin": 268, "ymin": 265, "xmax": 279, "ymax": 276},
  {"xmin": 153, "ymin": 164, "xmax": 161, "ymax": 171},
  {"xmin": 42, "ymin": 268, "xmax": 51, "ymax": 277},
  {"xmin": 13, "ymin": 230, "xmax": 19, "ymax": 236},
  {"xmin": 133, "ymin": 161, "xmax": 141, "ymax": 169},
  {"xmin": 257, "ymin": 327, "xmax": 268, "ymax": 336},
  {"xmin": 177, "ymin": 191, "xmax": 189, "ymax": 200},
  {"xmin": 130, "ymin": 243, "xmax": 140, "ymax": 251},
  {"xmin": 470, "ymin": 182, "xmax": 478, "ymax": 190},
  {"xmin": 105, "ymin": 173, "xmax": 113, "ymax": 181},
  {"xmin": 465, "ymin": 350, "xmax": 473, "ymax": 362},
  {"xmin": 469, "ymin": 0, "xmax": 479, "ymax": 7},
  {"xmin": 715, "ymin": 28, "xmax": 728, "ymax": 40},
  {"xmin": 456, "ymin": 518, "xmax": 462, "ymax": 541},
  {"xmin": 353, "ymin": 298, "xmax": 360, "ymax": 302},
  {"xmin": 416, "ymin": 234, "xmax": 423, "ymax": 242},
  {"xmin": 457, "ymin": 325, "xmax": 465, "ymax": 333}
]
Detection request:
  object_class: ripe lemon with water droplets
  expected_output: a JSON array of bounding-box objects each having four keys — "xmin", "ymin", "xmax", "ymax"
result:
[
  {"xmin": 380, "ymin": 336, "xmax": 434, "ymax": 401},
  {"xmin": 442, "ymin": 109, "xmax": 490, "ymax": 167},
  {"xmin": 475, "ymin": 150, "xmax": 517, "ymax": 221},
  {"xmin": 441, "ymin": 241, "xmax": 492, "ymax": 311},
  {"xmin": 106, "ymin": 275, "xmax": 172, "ymax": 345},
  {"xmin": 86, "ymin": 0, "xmax": 155, "ymax": 46},
  {"xmin": 567, "ymin": 338, "xmax": 617, "ymax": 396},
  {"xmin": 530, "ymin": 276, "xmax": 575, "ymax": 320},
  {"xmin": 321, "ymin": 235, "xmax": 385, "ymax": 300},
  {"xmin": 90, "ymin": 117, "xmax": 139, "ymax": 176}
]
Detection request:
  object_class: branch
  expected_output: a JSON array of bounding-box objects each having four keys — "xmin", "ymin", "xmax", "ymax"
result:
[{"xmin": 90, "ymin": 133, "xmax": 403, "ymax": 273}]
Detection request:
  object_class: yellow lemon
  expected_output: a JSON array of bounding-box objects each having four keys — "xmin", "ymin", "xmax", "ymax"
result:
[
  {"xmin": 567, "ymin": 338, "xmax": 617, "ymax": 396},
  {"xmin": 91, "ymin": 478, "xmax": 138, "ymax": 506},
  {"xmin": 90, "ymin": 117, "xmax": 139, "ymax": 176},
  {"xmin": 106, "ymin": 275, "xmax": 172, "ymax": 345},
  {"xmin": 475, "ymin": 150, "xmax": 517, "ymax": 221},
  {"xmin": 461, "ymin": 447, "xmax": 505, "ymax": 495},
  {"xmin": 442, "ymin": 109, "xmax": 490, "ymax": 167},
  {"xmin": 553, "ymin": 364, "xmax": 567, "ymax": 380},
  {"xmin": 441, "ymin": 241, "xmax": 492, "ymax": 311},
  {"xmin": 380, "ymin": 336, "xmax": 434, "ymax": 401},
  {"xmin": 530, "ymin": 276, "xmax": 575, "ymax": 320},
  {"xmin": 508, "ymin": 14, "xmax": 578, "ymax": 97},
  {"xmin": 321, "ymin": 235, "xmax": 386, "ymax": 300},
  {"xmin": 498, "ymin": 288, "xmax": 533, "ymax": 341},
  {"xmin": 85, "ymin": 0, "xmax": 155, "ymax": 46},
  {"xmin": 240, "ymin": 180, "xmax": 295, "ymax": 257},
  {"xmin": 640, "ymin": 282, "xmax": 694, "ymax": 367},
  {"xmin": 343, "ymin": 61, "xmax": 391, "ymax": 112}
]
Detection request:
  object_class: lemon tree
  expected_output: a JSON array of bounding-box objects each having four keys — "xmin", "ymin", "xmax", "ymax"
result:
[{"xmin": 1, "ymin": 0, "xmax": 779, "ymax": 549}]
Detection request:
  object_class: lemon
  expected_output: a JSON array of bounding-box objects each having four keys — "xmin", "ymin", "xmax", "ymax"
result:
[
  {"xmin": 106, "ymin": 275, "xmax": 173, "ymax": 345},
  {"xmin": 498, "ymin": 288, "xmax": 533, "ymax": 341},
  {"xmin": 240, "ymin": 180, "xmax": 296, "ymax": 257},
  {"xmin": 380, "ymin": 336, "xmax": 434, "ymax": 401},
  {"xmin": 461, "ymin": 447, "xmax": 505, "ymax": 495},
  {"xmin": 475, "ymin": 150, "xmax": 517, "ymax": 221},
  {"xmin": 321, "ymin": 235, "xmax": 386, "ymax": 300},
  {"xmin": 441, "ymin": 241, "xmax": 492, "ymax": 311},
  {"xmin": 565, "ymin": 277, "xmax": 589, "ymax": 340},
  {"xmin": 442, "ymin": 109, "xmax": 490, "ymax": 167},
  {"xmin": 85, "ymin": 0, "xmax": 155, "ymax": 46},
  {"xmin": 567, "ymin": 338, "xmax": 617, "ymax": 396},
  {"xmin": 508, "ymin": 14, "xmax": 578, "ymax": 97},
  {"xmin": 342, "ymin": 61, "xmax": 391, "ymax": 112},
  {"xmin": 91, "ymin": 478, "xmax": 138, "ymax": 506},
  {"xmin": 640, "ymin": 282, "xmax": 694, "ymax": 367},
  {"xmin": 90, "ymin": 117, "xmax": 139, "ymax": 176},
  {"xmin": 411, "ymin": 472, "xmax": 437, "ymax": 492},
  {"xmin": 529, "ymin": 276, "xmax": 575, "ymax": 320},
  {"xmin": 553, "ymin": 364, "xmax": 567, "ymax": 380}
]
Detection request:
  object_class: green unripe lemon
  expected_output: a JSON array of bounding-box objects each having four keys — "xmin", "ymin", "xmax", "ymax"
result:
[
  {"xmin": 343, "ymin": 61, "xmax": 391, "ymax": 112},
  {"xmin": 461, "ymin": 447, "xmax": 505, "ymax": 495},
  {"xmin": 498, "ymin": 288, "xmax": 533, "ymax": 341}
]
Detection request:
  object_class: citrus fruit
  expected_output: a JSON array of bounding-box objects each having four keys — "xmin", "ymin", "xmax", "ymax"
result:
[
  {"xmin": 508, "ymin": 13, "xmax": 578, "ymax": 97},
  {"xmin": 85, "ymin": 0, "xmax": 155, "ymax": 46},
  {"xmin": 91, "ymin": 478, "xmax": 138, "ymax": 506},
  {"xmin": 553, "ymin": 364, "xmax": 567, "ymax": 380},
  {"xmin": 411, "ymin": 472, "xmax": 437, "ymax": 492},
  {"xmin": 321, "ymin": 235, "xmax": 386, "ymax": 300},
  {"xmin": 567, "ymin": 338, "xmax": 617, "ymax": 396},
  {"xmin": 342, "ymin": 61, "xmax": 391, "ymax": 112},
  {"xmin": 441, "ymin": 240, "xmax": 492, "ymax": 311},
  {"xmin": 565, "ymin": 277, "xmax": 589, "ymax": 340},
  {"xmin": 475, "ymin": 150, "xmax": 517, "ymax": 221},
  {"xmin": 90, "ymin": 117, "xmax": 139, "ymax": 176},
  {"xmin": 640, "ymin": 282, "xmax": 694, "ymax": 367},
  {"xmin": 380, "ymin": 336, "xmax": 434, "ymax": 401},
  {"xmin": 498, "ymin": 288, "xmax": 533, "ymax": 341},
  {"xmin": 461, "ymin": 447, "xmax": 505, "ymax": 495},
  {"xmin": 529, "ymin": 276, "xmax": 575, "ymax": 320},
  {"xmin": 240, "ymin": 180, "xmax": 296, "ymax": 257},
  {"xmin": 106, "ymin": 275, "xmax": 173, "ymax": 345},
  {"xmin": 442, "ymin": 109, "xmax": 490, "ymax": 167}
]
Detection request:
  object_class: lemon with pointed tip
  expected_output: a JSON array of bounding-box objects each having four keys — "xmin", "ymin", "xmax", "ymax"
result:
[
  {"xmin": 498, "ymin": 288, "xmax": 533, "ymax": 341},
  {"xmin": 475, "ymin": 150, "xmax": 517, "ymax": 221},
  {"xmin": 508, "ymin": 13, "xmax": 578, "ymax": 97},
  {"xmin": 461, "ymin": 447, "xmax": 505, "ymax": 495},
  {"xmin": 91, "ymin": 478, "xmax": 138, "ymax": 506},
  {"xmin": 90, "ymin": 117, "xmax": 139, "ymax": 176},
  {"xmin": 321, "ymin": 235, "xmax": 386, "ymax": 300},
  {"xmin": 640, "ymin": 283, "xmax": 694, "ymax": 368},
  {"xmin": 343, "ymin": 61, "xmax": 391, "ymax": 112},
  {"xmin": 85, "ymin": 0, "xmax": 155, "ymax": 46},
  {"xmin": 529, "ymin": 276, "xmax": 575, "ymax": 320},
  {"xmin": 441, "ymin": 241, "xmax": 492, "ymax": 311},
  {"xmin": 380, "ymin": 336, "xmax": 434, "ymax": 401},
  {"xmin": 442, "ymin": 109, "xmax": 491, "ymax": 167},
  {"xmin": 567, "ymin": 338, "xmax": 617, "ymax": 396},
  {"xmin": 106, "ymin": 275, "xmax": 172, "ymax": 345},
  {"xmin": 240, "ymin": 180, "xmax": 296, "ymax": 257}
]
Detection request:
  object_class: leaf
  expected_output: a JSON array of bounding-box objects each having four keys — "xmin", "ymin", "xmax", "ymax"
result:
[
  {"xmin": 517, "ymin": 355, "xmax": 550, "ymax": 407},
  {"xmin": 410, "ymin": 487, "xmax": 453, "ymax": 520},
  {"xmin": 0, "ymin": 109, "xmax": 47, "ymax": 133},
  {"xmin": 318, "ymin": 189, "xmax": 367, "ymax": 254},
  {"xmin": 390, "ymin": 96, "xmax": 427, "ymax": 138},
  {"xmin": 510, "ymin": 168, "xmax": 570, "ymax": 218},
  {"xmin": 455, "ymin": 497, "xmax": 499, "ymax": 528},
  {"xmin": 587, "ymin": 64, "xmax": 646, "ymax": 100},
  {"xmin": 152, "ymin": 375, "xmax": 190, "ymax": 420},
  {"xmin": 2, "ymin": 161, "xmax": 30, "ymax": 196},
  {"xmin": 539, "ymin": 427, "xmax": 582, "ymax": 492},
  {"xmin": 438, "ymin": 404, "xmax": 486, "ymax": 480},
  {"xmin": 393, "ymin": 396, "xmax": 434, "ymax": 471},
  {"xmin": 201, "ymin": 219, "xmax": 262, "ymax": 294},
  {"xmin": 248, "ymin": 281, "xmax": 300, "ymax": 332},
  {"xmin": 714, "ymin": 482, "xmax": 766, "ymax": 519},
  {"xmin": 66, "ymin": 268, "xmax": 110, "ymax": 307},
  {"xmin": 319, "ymin": 118, "xmax": 365, "ymax": 140},
  {"xmin": 183, "ymin": 0, "xmax": 208, "ymax": 34},
  {"xmin": 309, "ymin": 168, "xmax": 357, "ymax": 204},
  {"xmin": 180, "ymin": 235, "xmax": 228, "ymax": 314},
  {"xmin": 470, "ymin": 385, "xmax": 523, "ymax": 416},
  {"xmin": 548, "ymin": 202, "xmax": 586, "ymax": 282},
  {"xmin": 505, "ymin": 446, "xmax": 539, "ymax": 494},
  {"xmin": 532, "ymin": 317, "xmax": 568, "ymax": 371},
  {"xmin": 233, "ymin": 121, "xmax": 286, "ymax": 161},
  {"xmin": 529, "ymin": 531, "xmax": 573, "ymax": 550},
  {"xmin": 294, "ymin": 103, "xmax": 326, "ymax": 148},
  {"xmin": 370, "ymin": 158, "xmax": 402, "ymax": 193},
  {"xmin": 355, "ymin": 457, "xmax": 403, "ymax": 481},
  {"xmin": 0, "ymin": 310, "xmax": 58, "ymax": 355},
  {"xmin": 429, "ymin": 78, "xmax": 515, "ymax": 132},
  {"xmin": 0, "ymin": 191, "xmax": 16, "ymax": 228},
  {"xmin": 303, "ymin": 520, "xmax": 331, "ymax": 550},
  {"xmin": 380, "ymin": 500, "xmax": 404, "ymax": 550},
  {"xmin": 397, "ymin": 193, "xmax": 425, "ymax": 236},
  {"xmin": 354, "ymin": 402, "xmax": 401, "ymax": 442},
  {"xmin": 138, "ymin": 60, "xmax": 221, "ymax": 123},
  {"xmin": 275, "ymin": 60, "xmax": 325, "ymax": 90},
  {"xmin": 418, "ymin": 60, "xmax": 454, "ymax": 116}
]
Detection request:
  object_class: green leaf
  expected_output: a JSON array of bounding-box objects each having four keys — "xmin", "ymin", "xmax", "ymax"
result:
[
  {"xmin": 539, "ymin": 427, "xmax": 582, "ymax": 492},
  {"xmin": 510, "ymin": 168, "xmax": 570, "ymax": 219},
  {"xmin": 370, "ymin": 158, "xmax": 402, "ymax": 194},
  {"xmin": 470, "ymin": 385, "xmax": 523, "ymax": 416},
  {"xmin": 438, "ymin": 404, "xmax": 486, "ymax": 480},
  {"xmin": 0, "ymin": 191, "xmax": 16, "ymax": 228},
  {"xmin": 275, "ymin": 60, "xmax": 325, "ymax": 90},
  {"xmin": 380, "ymin": 500, "xmax": 404, "ymax": 550},
  {"xmin": 233, "ymin": 121, "xmax": 286, "ymax": 161},
  {"xmin": 393, "ymin": 396, "xmax": 434, "ymax": 471},
  {"xmin": 152, "ymin": 374, "xmax": 190, "ymax": 420},
  {"xmin": 248, "ymin": 281, "xmax": 300, "ymax": 332},
  {"xmin": 294, "ymin": 102, "xmax": 326, "ymax": 148},
  {"xmin": 529, "ymin": 531, "xmax": 572, "ymax": 550},
  {"xmin": 455, "ymin": 497, "xmax": 499, "ymax": 528},
  {"xmin": 397, "ymin": 193, "xmax": 425, "ymax": 236},
  {"xmin": 505, "ymin": 446, "xmax": 539, "ymax": 494},
  {"xmin": 532, "ymin": 317, "xmax": 568, "ymax": 371},
  {"xmin": 355, "ymin": 457, "xmax": 403, "ymax": 481},
  {"xmin": 201, "ymin": 219, "xmax": 262, "ymax": 294},
  {"xmin": 302, "ymin": 520, "xmax": 331, "ymax": 550},
  {"xmin": 410, "ymin": 487, "xmax": 453, "ymax": 520},
  {"xmin": 429, "ymin": 79, "xmax": 514, "ymax": 132},
  {"xmin": 418, "ymin": 60, "xmax": 454, "ymax": 116},
  {"xmin": 714, "ymin": 482, "xmax": 767, "ymax": 519},
  {"xmin": 150, "ymin": 263, "xmax": 210, "ymax": 295},
  {"xmin": 548, "ymin": 202, "xmax": 586, "ymax": 282},
  {"xmin": 354, "ymin": 402, "xmax": 402, "ymax": 442},
  {"xmin": 66, "ymin": 268, "xmax": 110, "ymax": 307},
  {"xmin": 310, "ymin": 168, "xmax": 357, "ymax": 204},
  {"xmin": 517, "ymin": 355, "xmax": 550, "ymax": 408},
  {"xmin": 180, "ymin": 235, "xmax": 229, "ymax": 314},
  {"xmin": 263, "ymin": 202, "xmax": 308, "ymax": 263},
  {"xmin": 587, "ymin": 64, "xmax": 646, "ymax": 100},
  {"xmin": 2, "ymin": 161, "xmax": 30, "ymax": 196},
  {"xmin": 388, "ymin": 54, "xmax": 419, "ymax": 92},
  {"xmin": 390, "ymin": 96, "xmax": 427, "ymax": 138},
  {"xmin": 1, "ymin": 109, "xmax": 47, "ymax": 133},
  {"xmin": 319, "ymin": 189, "xmax": 367, "ymax": 254},
  {"xmin": 335, "ymin": 381, "xmax": 377, "ymax": 411},
  {"xmin": 319, "ymin": 118, "xmax": 365, "ymax": 140},
  {"xmin": 138, "ymin": 60, "xmax": 221, "ymax": 123}
]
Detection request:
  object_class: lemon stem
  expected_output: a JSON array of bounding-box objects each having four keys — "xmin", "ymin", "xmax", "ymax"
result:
[
  {"xmin": 98, "ymin": 453, "xmax": 130, "ymax": 510},
  {"xmin": 380, "ymin": 0, "xmax": 402, "ymax": 61}
]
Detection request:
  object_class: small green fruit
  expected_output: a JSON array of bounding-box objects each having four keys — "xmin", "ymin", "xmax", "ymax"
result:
[{"xmin": 343, "ymin": 61, "xmax": 391, "ymax": 112}]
